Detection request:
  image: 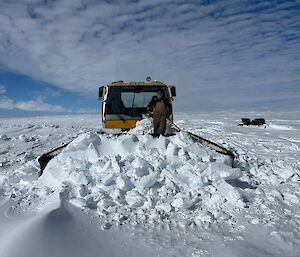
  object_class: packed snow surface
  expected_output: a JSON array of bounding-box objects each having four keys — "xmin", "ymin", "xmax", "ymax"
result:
[{"xmin": 1, "ymin": 112, "xmax": 300, "ymax": 257}]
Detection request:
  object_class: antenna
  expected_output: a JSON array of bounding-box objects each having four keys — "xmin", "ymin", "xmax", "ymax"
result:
[{"xmin": 115, "ymin": 56, "xmax": 120, "ymax": 79}]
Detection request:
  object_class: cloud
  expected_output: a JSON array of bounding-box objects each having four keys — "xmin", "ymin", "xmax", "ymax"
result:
[
  {"xmin": 0, "ymin": 94, "xmax": 67, "ymax": 112},
  {"xmin": 0, "ymin": 95, "xmax": 97, "ymax": 113},
  {"xmin": 0, "ymin": 96, "xmax": 14, "ymax": 110},
  {"xmin": 0, "ymin": 82, "xmax": 67, "ymax": 112},
  {"xmin": 34, "ymin": 88, "xmax": 62, "ymax": 102},
  {"xmin": 0, "ymin": 83, "xmax": 97, "ymax": 113},
  {"xmin": 0, "ymin": 84, "xmax": 7, "ymax": 94},
  {"xmin": 14, "ymin": 99, "xmax": 66, "ymax": 112},
  {"xmin": 0, "ymin": 0, "xmax": 299, "ymax": 109}
]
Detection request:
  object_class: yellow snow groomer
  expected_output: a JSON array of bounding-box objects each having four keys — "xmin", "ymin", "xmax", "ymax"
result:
[
  {"xmin": 99, "ymin": 78, "xmax": 176, "ymax": 130},
  {"xmin": 38, "ymin": 78, "xmax": 235, "ymax": 174}
]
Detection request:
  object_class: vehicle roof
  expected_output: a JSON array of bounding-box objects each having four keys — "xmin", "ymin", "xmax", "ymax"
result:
[{"xmin": 106, "ymin": 81, "xmax": 167, "ymax": 87}]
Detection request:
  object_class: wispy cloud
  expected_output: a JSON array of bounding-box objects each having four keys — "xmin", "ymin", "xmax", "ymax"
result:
[
  {"xmin": 0, "ymin": 83, "xmax": 96, "ymax": 113},
  {"xmin": 0, "ymin": 95, "xmax": 66, "ymax": 113},
  {"xmin": 0, "ymin": 97, "xmax": 14, "ymax": 110},
  {"xmin": 0, "ymin": 0, "xmax": 299, "ymax": 110},
  {"xmin": 14, "ymin": 100, "xmax": 66, "ymax": 112},
  {"xmin": 0, "ymin": 84, "xmax": 6, "ymax": 94},
  {"xmin": 0, "ymin": 95, "xmax": 97, "ymax": 113}
]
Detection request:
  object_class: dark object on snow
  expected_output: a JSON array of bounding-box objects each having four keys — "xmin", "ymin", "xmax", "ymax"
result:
[
  {"xmin": 238, "ymin": 118, "xmax": 266, "ymax": 126},
  {"xmin": 241, "ymin": 118, "xmax": 251, "ymax": 126},
  {"xmin": 38, "ymin": 141, "xmax": 71, "ymax": 175},
  {"xmin": 251, "ymin": 118, "xmax": 266, "ymax": 126}
]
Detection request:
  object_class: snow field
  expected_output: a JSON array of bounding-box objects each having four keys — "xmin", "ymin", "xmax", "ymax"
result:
[
  {"xmin": 1, "ymin": 112, "xmax": 300, "ymax": 256},
  {"xmin": 0, "ymin": 115, "xmax": 98, "ymax": 173}
]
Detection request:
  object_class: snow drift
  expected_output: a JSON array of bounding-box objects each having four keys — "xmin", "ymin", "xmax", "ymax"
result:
[{"xmin": 30, "ymin": 120, "xmax": 244, "ymax": 227}]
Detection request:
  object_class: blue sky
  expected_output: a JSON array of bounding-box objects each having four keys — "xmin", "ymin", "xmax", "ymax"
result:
[
  {"xmin": 0, "ymin": 71, "xmax": 100, "ymax": 116},
  {"xmin": 0, "ymin": 0, "xmax": 299, "ymax": 115}
]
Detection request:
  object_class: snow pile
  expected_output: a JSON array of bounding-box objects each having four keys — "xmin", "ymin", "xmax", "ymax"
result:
[
  {"xmin": 17, "ymin": 120, "xmax": 243, "ymax": 227},
  {"xmin": 128, "ymin": 118, "xmax": 153, "ymax": 134}
]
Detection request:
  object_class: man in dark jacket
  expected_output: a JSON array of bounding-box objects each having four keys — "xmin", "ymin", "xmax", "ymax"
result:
[{"xmin": 147, "ymin": 89, "xmax": 172, "ymax": 136}]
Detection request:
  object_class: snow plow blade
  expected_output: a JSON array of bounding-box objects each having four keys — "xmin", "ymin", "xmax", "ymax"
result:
[
  {"xmin": 186, "ymin": 131, "xmax": 235, "ymax": 167},
  {"xmin": 169, "ymin": 119, "xmax": 235, "ymax": 167},
  {"xmin": 38, "ymin": 128, "xmax": 235, "ymax": 175},
  {"xmin": 38, "ymin": 142, "xmax": 71, "ymax": 174}
]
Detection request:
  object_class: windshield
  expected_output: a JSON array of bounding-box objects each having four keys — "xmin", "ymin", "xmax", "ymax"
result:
[
  {"xmin": 106, "ymin": 86, "xmax": 169, "ymax": 117},
  {"xmin": 121, "ymin": 91, "xmax": 157, "ymax": 108}
]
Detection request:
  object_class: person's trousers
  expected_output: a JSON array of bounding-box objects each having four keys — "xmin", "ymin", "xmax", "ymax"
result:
[{"xmin": 153, "ymin": 116, "xmax": 166, "ymax": 135}]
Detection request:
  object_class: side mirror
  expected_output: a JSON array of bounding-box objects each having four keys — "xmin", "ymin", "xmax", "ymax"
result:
[
  {"xmin": 99, "ymin": 86, "xmax": 104, "ymax": 99},
  {"xmin": 170, "ymin": 86, "xmax": 176, "ymax": 97}
]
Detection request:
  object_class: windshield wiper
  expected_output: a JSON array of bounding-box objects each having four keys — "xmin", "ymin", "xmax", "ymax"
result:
[{"xmin": 132, "ymin": 93, "xmax": 136, "ymax": 107}]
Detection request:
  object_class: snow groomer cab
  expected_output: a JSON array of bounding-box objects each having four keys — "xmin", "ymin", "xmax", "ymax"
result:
[{"xmin": 98, "ymin": 77, "xmax": 176, "ymax": 130}]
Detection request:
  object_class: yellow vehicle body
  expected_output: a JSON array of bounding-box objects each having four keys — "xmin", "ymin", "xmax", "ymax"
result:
[
  {"xmin": 107, "ymin": 81, "xmax": 167, "ymax": 87},
  {"xmin": 104, "ymin": 119, "xmax": 138, "ymax": 129},
  {"xmin": 99, "ymin": 79, "xmax": 176, "ymax": 130}
]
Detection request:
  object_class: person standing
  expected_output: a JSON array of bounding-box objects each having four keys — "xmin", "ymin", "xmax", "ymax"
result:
[{"xmin": 147, "ymin": 89, "xmax": 172, "ymax": 136}]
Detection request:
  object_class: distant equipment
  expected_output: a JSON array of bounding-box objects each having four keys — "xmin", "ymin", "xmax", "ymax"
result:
[
  {"xmin": 238, "ymin": 118, "xmax": 266, "ymax": 127},
  {"xmin": 241, "ymin": 118, "xmax": 251, "ymax": 126}
]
